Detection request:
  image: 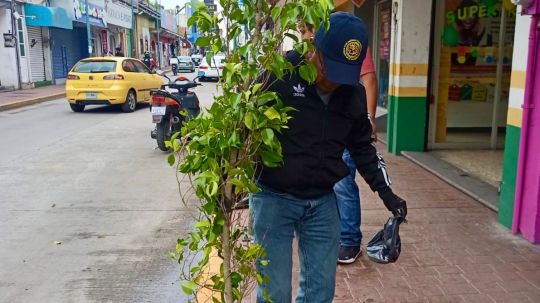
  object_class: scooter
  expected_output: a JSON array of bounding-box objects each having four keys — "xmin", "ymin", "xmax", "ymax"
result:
[{"xmin": 150, "ymin": 73, "xmax": 201, "ymax": 151}]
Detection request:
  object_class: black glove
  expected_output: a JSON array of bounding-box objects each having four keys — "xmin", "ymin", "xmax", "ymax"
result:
[{"xmin": 378, "ymin": 187, "xmax": 407, "ymax": 221}]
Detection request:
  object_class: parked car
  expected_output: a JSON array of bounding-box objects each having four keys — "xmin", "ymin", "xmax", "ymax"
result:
[
  {"xmin": 177, "ymin": 56, "xmax": 195, "ymax": 72},
  {"xmin": 65, "ymin": 57, "xmax": 163, "ymax": 113},
  {"xmin": 198, "ymin": 55, "xmax": 226, "ymax": 81},
  {"xmin": 191, "ymin": 54, "xmax": 203, "ymax": 66}
]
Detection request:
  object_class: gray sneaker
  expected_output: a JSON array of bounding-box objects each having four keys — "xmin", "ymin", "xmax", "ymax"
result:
[{"xmin": 338, "ymin": 245, "xmax": 362, "ymax": 264}]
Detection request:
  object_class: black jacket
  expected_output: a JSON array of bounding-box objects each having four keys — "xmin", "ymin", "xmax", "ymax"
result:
[{"xmin": 257, "ymin": 51, "xmax": 391, "ymax": 198}]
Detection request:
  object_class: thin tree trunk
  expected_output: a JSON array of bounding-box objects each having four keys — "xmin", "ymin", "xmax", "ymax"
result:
[{"xmin": 222, "ymin": 222, "xmax": 233, "ymax": 303}]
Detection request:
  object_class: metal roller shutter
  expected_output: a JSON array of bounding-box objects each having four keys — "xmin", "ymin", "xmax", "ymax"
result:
[{"xmin": 27, "ymin": 26, "xmax": 46, "ymax": 82}]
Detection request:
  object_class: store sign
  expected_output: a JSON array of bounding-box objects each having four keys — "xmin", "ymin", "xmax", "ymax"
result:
[
  {"xmin": 73, "ymin": 0, "xmax": 106, "ymax": 28},
  {"xmin": 446, "ymin": 4, "xmax": 499, "ymax": 24},
  {"xmin": 105, "ymin": 1, "xmax": 132, "ymax": 29}
]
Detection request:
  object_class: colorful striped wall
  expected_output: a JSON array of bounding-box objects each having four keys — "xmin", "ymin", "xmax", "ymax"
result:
[
  {"xmin": 387, "ymin": 0, "xmax": 431, "ymax": 154},
  {"xmin": 498, "ymin": 11, "xmax": 530, "ymax": 228}
]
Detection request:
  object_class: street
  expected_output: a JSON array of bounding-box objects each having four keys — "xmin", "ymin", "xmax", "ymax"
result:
[{"xmin": 0, "ymin": 74, "xmax": 218, "ymax": 302}]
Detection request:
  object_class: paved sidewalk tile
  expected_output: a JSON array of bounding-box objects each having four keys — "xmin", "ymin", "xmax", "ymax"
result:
[
  {"xmin": 327, "ymin": 148, "xmax": 540, "ymax": 302},
  {"xmin": 223, "ymin": 149, "xmax": 540, "ymax": 303},
  {"xmin": 0, "ymin": 84, "xmax": 66, "ymax": 112}
]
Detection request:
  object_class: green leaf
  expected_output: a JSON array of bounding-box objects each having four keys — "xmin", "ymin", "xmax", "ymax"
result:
[
  {"xmin": 168, "ymin": 154, "xmax": 175, "ymax": 166},
  {"xmin": 264, "ymin": 107, "xmax": 280, "ymax": 121},
  {"xmin": 181, "ymin": 280, "xmax": 198, "ymax": 295},
  {"xmin": 230, "ymin": 272, "xmax": 242, "ymax": 288},
  {"xmin": 299, "ymin": 62, "xmax": 317, "ymax": 83},
  {"xmin": 271, "ymin": 6, "xmax": 281, "ymax": 20},
  {"xmin": 259, "ymin": 150, "xmax": 282, "ymax": 167},
  {"xmin": 260, "ymin": 260, "xmax": 269, "ymax": 266},
  {"xmin": 194, "ymin": 220, "xmax": 211, "ymax": 229},
  {"xmin": 244, "ymin": 111, "xmax": 257, "ymax": 130},
  {"xmin": 252, "ymin": 83, "xmax": 263, "ymax": 95},
  {"xmin": 261, "ymin": 128, "xmax": 275, "ymax": 147},
  {"xmin": 257, "ymin": 92, "xmax": 277, "ymax": 106},
  {"xmin": 195, "ymin": 36, "xmax": 211, "ymax": 47}
]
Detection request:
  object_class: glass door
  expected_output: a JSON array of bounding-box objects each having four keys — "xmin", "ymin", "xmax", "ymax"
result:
[
  {"xmin": 429, "ymin": 0, "xmax": 515, "ymax": 149},
  {"xmin": 374, "ymin": 0, "xmax": 392, "ymax": 108}
]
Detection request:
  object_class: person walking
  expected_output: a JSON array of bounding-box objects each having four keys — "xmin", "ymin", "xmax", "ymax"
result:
[
  {"xmin": 250, "ymin": 12, "xmax": 407, "ymax": 303},
  {"xmin": 335, "ymin": 0, "xmax": 380, "ymax": 265},
  {"xmin": 298, "ymin": 4, "xmax": 380, "ymax": 265}
]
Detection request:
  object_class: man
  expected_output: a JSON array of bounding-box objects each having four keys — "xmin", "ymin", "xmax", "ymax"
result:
[
  {"xmin": 298, "ymin": 5, "xmax": 378, "ymax": 264},
  {"xmin": 334, "ymin": 0, "xmax": 379, "ymax": 265},
  {"xmin": 250, "ymin": 12, "xmax": 407, "ymax": 303}
]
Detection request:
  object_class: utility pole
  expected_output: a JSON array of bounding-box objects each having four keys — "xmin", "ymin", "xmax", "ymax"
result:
[
  {"xmin": 156, "ymin": 0, "xmax": 161, "ymax": 68},
  {"xmin": 175, "ymin": 4, "xmax": 187, "ymax": 56},
  {"xmin": 85, "ymin": 0, "xmax": 92, "ymax": 56},
  {"xmin": 131, "ymin": 0, "xmax": 135, "ymax": 57},
  {"xmin": 10, "ymin": 0, "xmax": 22, "ymax": 89}
]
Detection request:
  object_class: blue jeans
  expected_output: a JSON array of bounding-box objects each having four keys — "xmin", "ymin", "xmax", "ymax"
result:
[
  {"xmin": 334, "ymin": 149, "xmax": 362, "ymax": 247},
  {"xmin": 249, "ymin": 184, "xmax": 340, "ymax": 303}
]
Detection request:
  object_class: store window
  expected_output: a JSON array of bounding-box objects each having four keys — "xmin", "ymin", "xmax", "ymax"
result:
[{"xmin": 431, "ymin": 0, "xmax": 516, "ymax": 148}]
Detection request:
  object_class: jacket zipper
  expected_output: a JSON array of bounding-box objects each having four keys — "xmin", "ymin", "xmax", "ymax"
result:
[{"xmin": 319, "ymin": 105, "xmax": 328, "ymax": 164}]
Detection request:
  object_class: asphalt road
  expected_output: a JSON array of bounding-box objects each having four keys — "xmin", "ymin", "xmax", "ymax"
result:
[{"xmin": 0, "ymin": 74, "xmax": 218, "ymax": 302}]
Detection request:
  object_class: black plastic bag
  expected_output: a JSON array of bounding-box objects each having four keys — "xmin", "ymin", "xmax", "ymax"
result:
[{"xmin": 366, "ymin": 216, "xmax": 403, "ymax": 264}]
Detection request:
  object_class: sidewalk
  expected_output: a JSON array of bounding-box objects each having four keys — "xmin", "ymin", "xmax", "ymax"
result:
[
  {"xmin": 325, "ymin": 147, "xmax": 540, "ymax": 302},
  {"xmin": 0, "ymin": 84, "xmax": 65, "ymax": 111}
]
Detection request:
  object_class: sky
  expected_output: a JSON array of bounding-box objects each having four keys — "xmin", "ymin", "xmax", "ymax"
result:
[{"xmin": 159, "ymin": 0, "xmax": 190, "ymax": 10}]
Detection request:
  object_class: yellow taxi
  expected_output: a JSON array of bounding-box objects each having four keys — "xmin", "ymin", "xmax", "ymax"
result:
[{"xmin": 65, "ymin": 57, "xmax": 164, "ymax": 113}]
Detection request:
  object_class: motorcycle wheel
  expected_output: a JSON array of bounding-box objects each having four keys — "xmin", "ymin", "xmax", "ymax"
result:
[{"xmin": 156, "ymin": 116, "xmax": 171, "ymax": 152}]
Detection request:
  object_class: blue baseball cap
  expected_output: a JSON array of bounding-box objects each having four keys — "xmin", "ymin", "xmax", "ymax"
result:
[{"xmin": 314, "ymin": 12, "xmax": 368, "ymax": 86}]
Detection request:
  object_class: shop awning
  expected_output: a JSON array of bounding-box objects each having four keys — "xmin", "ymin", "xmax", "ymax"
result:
[
  {"xmin": 160, "ymin": 28, "xmax": 179, "ymax": 39},
  {"xmin": 24, "ymin": 3, "xmax": 73, "ymax": 29}
]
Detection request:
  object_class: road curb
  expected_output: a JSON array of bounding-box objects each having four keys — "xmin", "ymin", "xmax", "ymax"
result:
[{"xmin": 0, "ymin": 92, "xmax": 65, "ymax": 112}]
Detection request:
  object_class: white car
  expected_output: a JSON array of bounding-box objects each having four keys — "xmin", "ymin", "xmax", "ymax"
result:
[{"xmin": 198, "ymin": 55, "xmax": 226, "ymax": 81}]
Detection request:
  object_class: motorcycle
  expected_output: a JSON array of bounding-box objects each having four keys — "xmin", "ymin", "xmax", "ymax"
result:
[
  {"xmin": 170, "ymin": 57, "xmax": 179, "ymax": 76},
  {"xmin": 150, "ymin": 72, "xmax": 202, "ymax": 151},
  {"xmin": 143, "ymin": 52, "xmax": 157, "ymax": 71}
]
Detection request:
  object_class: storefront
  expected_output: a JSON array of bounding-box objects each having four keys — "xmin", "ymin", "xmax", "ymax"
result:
[
  {"xmin": 159, "ymin": 9, "xmax": 178, "ymax": 67},
  {"xmin": 23, "ymin": 2, "xmax": 73, "ymax": 86},
  {"xmin": 429, "ymin": 0, "xmax": 516, "ymax": 150},
  {"xmin": 0, "ymin": 0, "xmax": 19, "ymax": 89},
  {"xmin": 105, "ymin": 0, "xmax": 132, "ymax": 56},
  {"xmin": 48, "ymin": 0, "xmax": 90, "ymax": 83},
  {"xmin": 73, "ymin": 0, "xmax": 107, "ymax": 56},
  {"xmin": 136, "ymin": 0, "xmax": 159, "ymax": 60},
  {"xmin": 353, "ymin": 0, "xmax": 392, "ymax": 108}
]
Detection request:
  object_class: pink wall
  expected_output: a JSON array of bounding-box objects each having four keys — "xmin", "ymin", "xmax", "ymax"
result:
[{"xmin": 513, "ymin": 9, "xmax": 540, "ymax": 244}]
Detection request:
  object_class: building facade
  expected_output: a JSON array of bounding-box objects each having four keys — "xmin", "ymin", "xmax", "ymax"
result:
[{"xmin": 335, "ymin": 0, "xmax": 539, "ymax": 243}]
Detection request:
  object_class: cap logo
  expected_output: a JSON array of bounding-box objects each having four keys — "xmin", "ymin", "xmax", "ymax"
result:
[{"xmin": 343, "ymin": 39, "xmax": 362, "ymax": 61}]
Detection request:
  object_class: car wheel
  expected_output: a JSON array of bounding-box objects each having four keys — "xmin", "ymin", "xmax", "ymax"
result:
[
  {"xmin": 69, "ymin": 103, "xmax": 85, "ymax": 112},
  {"xmin": 121, "ymin": 90, "xmax": 137, "ymax": 113}
]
